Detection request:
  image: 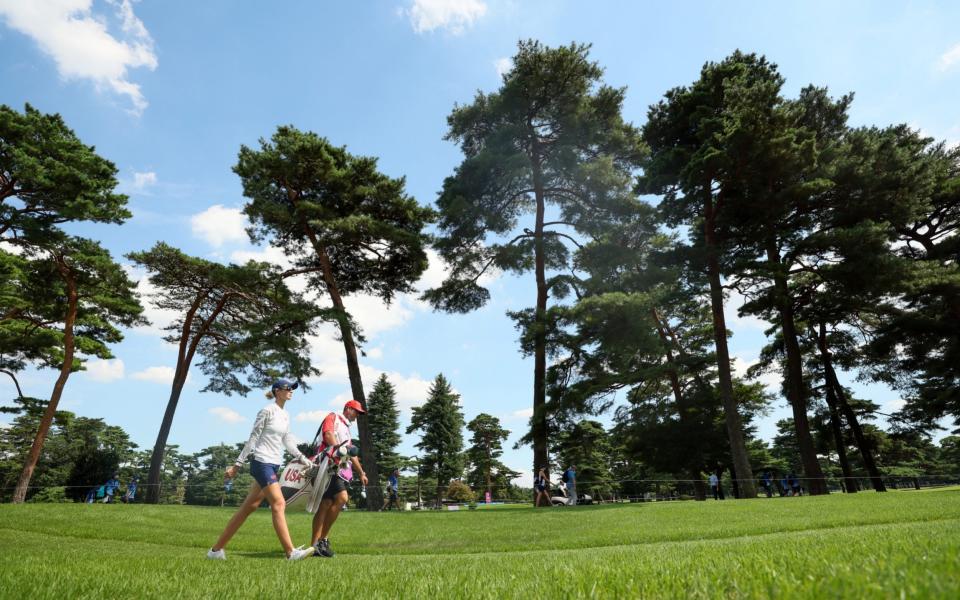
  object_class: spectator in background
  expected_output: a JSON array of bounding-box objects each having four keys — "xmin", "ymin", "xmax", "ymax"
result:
[
  {"xmin": 708, "ymin": 472, "xmax": 723, "ymax": 500},
  {"xmin": 760, "ymin": 471, "xmax": 773, "ymax": 498},
  {"xmin": 382, "ymin": 468, "xmax": 400, "ymax": 511},
  {"xmin": 534, "ymin": 467, "xmax": 551, "ymax": 507},
  {"xmin": 122, "ymin": 477, "xmax": 138, "ymax": 503},
  {"xmin": 103, "ymin": 473, "xmax": 120, "ymax": 504},
  {"xmin": 563, "ymin": 465, "xmax": 577, "ymax": 506},
  {"xmin": 788, "ymin": 473, "xmax": 802, "ymax": 496},
  {"xmin": 781, "ymin": 474, "xmax": 791, "ymax": 496}
]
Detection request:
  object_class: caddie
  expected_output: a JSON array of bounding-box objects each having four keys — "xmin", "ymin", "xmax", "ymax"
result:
[{"xmin": 309, "ymin": 399, "xmax": 368, "ymax": 557}]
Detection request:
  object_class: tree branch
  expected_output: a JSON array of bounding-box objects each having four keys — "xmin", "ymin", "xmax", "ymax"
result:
[{"xmin": 1, "ymin": 369, "xmax": 24, "ymax": 398}]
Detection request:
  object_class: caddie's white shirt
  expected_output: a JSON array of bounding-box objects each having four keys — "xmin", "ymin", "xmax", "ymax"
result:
[
  {"xmin": 235, "ymin": 402, "xmax": 303, "ymax": 466},
  {"xmin": 316, "ymin": 411, "xmax": 355, "ymax": 480}
]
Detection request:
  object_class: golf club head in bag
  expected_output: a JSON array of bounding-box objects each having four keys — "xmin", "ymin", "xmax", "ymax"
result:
[{"xmin": 304, "ymin": 440, "xmax": 355, "ymax": 514}]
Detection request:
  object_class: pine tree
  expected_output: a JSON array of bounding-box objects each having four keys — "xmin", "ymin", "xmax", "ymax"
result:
[
  {"xmin": 425, "ymin": 40, "xmax": 645, "ymax": 484},
  {"xmin": 465, "ymin": 413, "xmax": 513, "ymax": 500},
  {"xmin": 236, "ymin": 126, "xmax": 434, "ymax": 509},
  {"xmin": 406, "ymin": 374, "xmax": 465, "ymax": 507},
  {"xmin": 366, "ymin": 374, "xmax": 402, "ymax": 474}
]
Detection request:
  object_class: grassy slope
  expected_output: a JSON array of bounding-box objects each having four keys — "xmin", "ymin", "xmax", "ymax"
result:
[{"xmin": 1, "ymin": 491, "xmax": 959, "ymax": 599}]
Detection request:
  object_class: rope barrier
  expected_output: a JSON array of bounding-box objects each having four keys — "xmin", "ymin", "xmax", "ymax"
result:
[{"xmin": 3, "ymin": 474, "xmax": 958, "ymax": 492}]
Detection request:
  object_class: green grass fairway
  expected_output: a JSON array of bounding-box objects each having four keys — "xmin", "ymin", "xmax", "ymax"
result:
[{"xmin": 2, "ymin": 491, "xmax": 959, "ymax": 598}]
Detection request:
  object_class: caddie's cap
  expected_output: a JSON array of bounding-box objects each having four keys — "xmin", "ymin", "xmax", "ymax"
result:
[{"xmin": 344, "ymin": 399, "xmax": 366, "ymax": 413}]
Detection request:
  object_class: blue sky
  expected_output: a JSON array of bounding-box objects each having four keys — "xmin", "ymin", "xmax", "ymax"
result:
[{"xmin": 1, "ymin": 1, "xmax": 958, "ymax": 485}]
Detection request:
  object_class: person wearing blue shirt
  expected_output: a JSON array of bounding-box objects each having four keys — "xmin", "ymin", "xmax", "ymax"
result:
[
  {"xmin": 760, "ymin": 471, "xmax": 773, "ymax": 498},
  {"xmin": 563, "ymin": 466, "xmax": 577, "ymax": 506},
  {"xmin": 382, "ymin": 468, "xmax": 400, "ymax": 511},
  {"xmin": 122, "ymin": 477, "xmax": 138, "ymax": 503},
  {"xmin": 103, "ymin": 473, "xmax": 120, "ymax": 504}
]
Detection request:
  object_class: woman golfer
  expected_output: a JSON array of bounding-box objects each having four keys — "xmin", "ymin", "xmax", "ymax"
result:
[
  {"xmin": 207, "ymin": 378, "xmax": 315, "ymax": 561},
  {"xmin": 534, "ymin": 467, "xmax": 551, "ymax": 507}
]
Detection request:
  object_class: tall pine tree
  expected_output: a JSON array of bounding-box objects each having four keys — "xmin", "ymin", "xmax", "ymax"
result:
[
  {"xmin": 407, "ymin": 374, "xmax": 465, "ymax": 507},
  {"xmin": 425, "ymin": 41, "xmax": 645, "ymax": 485},
  {"xmin": 465, "ymin": 413, "xmax": 513, "ymax": 500},
  {"xmin": 366, "ymin": 374, "xmax": 402, "ymax": 475}
]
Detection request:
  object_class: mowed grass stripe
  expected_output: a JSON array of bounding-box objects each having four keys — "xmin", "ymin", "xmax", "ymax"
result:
[
  {"xmin": 4, "ymin": 511, "xmax": 960, "ymax": 559},
  {"xmin": 2, "ymin": 515, "xmax": 960, "ymax": 558},
  {"xmin": 1, "ymin": 516, "xmax": 958, "ymax": 598},
  {"xmin": 2, "ymin": 490, "xmax": 959, "ymax": 556}
]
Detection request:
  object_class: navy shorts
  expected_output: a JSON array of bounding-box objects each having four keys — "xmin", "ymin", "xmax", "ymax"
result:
[
  {"xmin": 250, "ymin": 459, "xmax": 280, "ymax": 488},
  {"xmin": 322, "ymin": 476, "xmax": 348, "ymax": 500}
]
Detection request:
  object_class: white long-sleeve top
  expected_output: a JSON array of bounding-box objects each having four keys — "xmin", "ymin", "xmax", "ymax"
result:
[{"xmin": 234, "ymin": 402, "xmax": 306, "ymax": 466}]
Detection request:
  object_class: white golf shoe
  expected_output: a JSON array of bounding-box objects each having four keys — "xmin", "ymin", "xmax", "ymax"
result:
[
  {"xmin": 286, "ymin": 546, "xmax": 315, "ymax": 561},
  {"xmin": 206, "ymin": 548, "xmax": 226, "ymax": 560}
]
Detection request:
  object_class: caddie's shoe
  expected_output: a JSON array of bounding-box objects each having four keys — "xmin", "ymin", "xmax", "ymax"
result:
[
  {"xmin": 286, "ymin": 546, "xmax": 315, "ymax": 561},
  {"xmin": 314, "ymin": 538, "xmax": 335, "ymax": 558},
  {"xmin": 206, "ymin": 548, "xmax": 226, "ymax": 560}
]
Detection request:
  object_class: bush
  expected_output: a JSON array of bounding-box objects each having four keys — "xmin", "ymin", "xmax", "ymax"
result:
[
  {"xmin": 446, "ymin": 480, "xmax": 475, "ymax": 503},
  {"xmin": 28, "ymin": 486, "xmax": 70, "ymax": 503}
]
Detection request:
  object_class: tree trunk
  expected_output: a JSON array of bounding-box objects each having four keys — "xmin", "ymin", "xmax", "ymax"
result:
[
  {"xmin": 729, "ymin": 466, "xmax": 740, "ymax": 499},
  {"xmin": 652, "ymin": 309, "xmax": 709, "ymax": 501},
  {"xmin": 485, "ymin": 440, "xmax": 492, "ymax": 500},
  {"xmin": 764, "ymin": 236, "xmax": 827, "ymax": 495},
  {"xmin": 336, "ymin": 306, "xmax": 381, "ymax": 508},
  {"xmin": 814, "ymin": 327, "xmax": 886, "ymax": 492},
  {"xmin": 530, "ymin": 149, "xmax": 550, "ymax": 499},
  {"xmin": 146, "ymin": 373, "xmax": 189, "ymax": 503},
  {"xmin": 702, "ymin": 189, "xmax": 757, "ymax": 498},
  {"xmin": 824, "ymin": 381, "xmax": 856, "ymax": 493},
  {"xmin": 295, "ymin": 202, "xmax": 382, "ymax": 510},
  {"xmin": 12, "ymin": 257, "xmax": 77, "ymax": 503},
  {"xmin": 811, "ymin": 325, "xmax": 856, "ymax": 493},
  {"xmin": 436, "ymin": 456, "xmax": 443, "ymax": 509},
  {"xmin": 146, "ymin": 290, "xmax": 216, "ymax": 504}
]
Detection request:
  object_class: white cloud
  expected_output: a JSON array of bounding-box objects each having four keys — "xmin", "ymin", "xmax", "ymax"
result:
[
  {"xmin": 937, "ymin": 42, "xmax": 960, "ymax": 72},
  {"xmin": 295, "ymin": 409, "xmax": 331, "ymax": 424},
  {"xmin": 83, "ymin": 358, "xmax": 125, "ymax": 382},
  {"xmin": 132, "ymin": 171, "xmax": 156, "ymax": 190},
  {"xmin": 405, "ymin": 0, "xmax": 487, "ymax": 34},
  {"xmin": 0, "ymin": 238, "xmax": 27, "ymax": 256},
  {"xmin": 209, "ymin": 406, "xmax": 246, "ymax": 424},
  {"xmin": 725, "ymin": 289, "xmax": 770, "ymax": 332},
  {"xmin": 493, "ymin": 57, "xmax": 512, "ymax": 78},
  {"xmin": 409, "ymin": 247, "xmax": 499, "ymax": 309},
  {"xmin": 732, "ymin": 355, "xmax": 782, "ymax": 395},
  {"xmin": 882, "ymin": 398, "xmax": 906, "ymax": 413},
  {"xmin": 510, "ymin": 468, "xmax": 532, "ymax": 488},
  {"xmin": 344, "ymin": 293, "xmax": 416, "ymax": 338},
  {"xmin": 512, "ymin": 407, "xmax": 533, "ymax": 419},
  {"xmin": 191, "ymin": 205, "xmax": 248, "ymax": 248},
  {"xmin": 230, "ymin": 245, "xmax": 292, "ymax": 268},
  {"xmin": 130, "ymin": 366, "xmax": 179, "ymax": 384},
  {"xmin": 0, "ymin": 0, "xmax": 157, "ymax": 114},
  {"xmin": 295, "ymin": 329, "xmax": 434, "ymax": 421}
]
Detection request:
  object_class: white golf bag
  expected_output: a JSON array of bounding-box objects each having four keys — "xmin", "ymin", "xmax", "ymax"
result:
[{"xmin": 278, "ymin": 439, "xmax": 350, "ymax": 513}]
